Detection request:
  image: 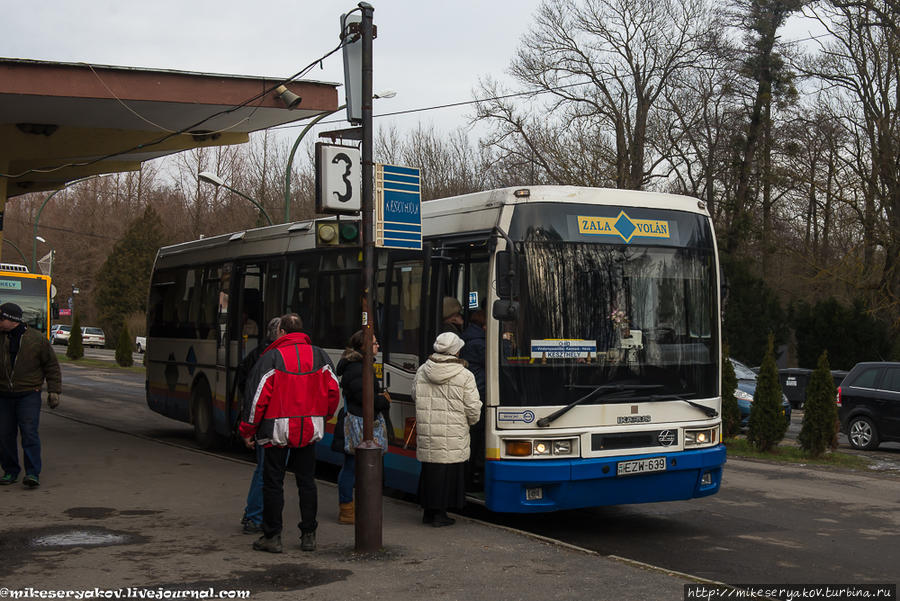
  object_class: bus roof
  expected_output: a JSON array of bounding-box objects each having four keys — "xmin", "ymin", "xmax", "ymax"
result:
[
  {"xmin": 0, "ymin": 263, "xmax": 30, "ymax": 273},
  {"xmin": 155, "ymin": 186, "xmax": 709, "ymax": 268}
]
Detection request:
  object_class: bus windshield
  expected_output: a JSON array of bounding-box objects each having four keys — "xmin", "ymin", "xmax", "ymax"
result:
[
  {"xmin": 0, "ymin": 273, "xmax": 51, "ymax": 336},
  {"xmin": 498, "ymin": 241, "xmax": 717, "ymax": 407}
]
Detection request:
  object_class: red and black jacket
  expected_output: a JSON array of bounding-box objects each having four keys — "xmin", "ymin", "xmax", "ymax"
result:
[{"xmin": 239, "ymin": 332, "xmax": 340, "ymax": 448}]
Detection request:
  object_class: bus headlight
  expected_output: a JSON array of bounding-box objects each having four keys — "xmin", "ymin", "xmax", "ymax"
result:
[
  {"xmin": 684, "ymin": 427, "xmax": 718, "ymax": 448},
  {"xmin": 552, "ymin": 439, "xmax": 573, "ymax": 455},
  {"xmin": 504, "ymin": 438, "xmax": 578, "ymax": 458}
]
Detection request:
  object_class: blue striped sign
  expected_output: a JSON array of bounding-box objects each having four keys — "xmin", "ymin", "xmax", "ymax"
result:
[{"xmin": 376, "ymin": 164, "xmax": 422, "ymax": 250}]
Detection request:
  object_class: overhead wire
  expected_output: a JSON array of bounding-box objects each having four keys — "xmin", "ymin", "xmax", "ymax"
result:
[{"xmin": 271, "ymin": 80, "xmax": 593, "ymax": 131}]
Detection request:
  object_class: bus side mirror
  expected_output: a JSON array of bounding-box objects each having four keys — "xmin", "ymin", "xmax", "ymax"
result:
[
  {"xmin": 492, "ymin": 300, "xmax": 519, "ymax": 321},
  {"xmin": 496, "ymin": 251, "xmax": 512, "ymax": 298}
]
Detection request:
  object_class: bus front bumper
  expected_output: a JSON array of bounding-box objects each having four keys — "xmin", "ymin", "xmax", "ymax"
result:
[{"xmin": 484, "ymin": 444, "xmax": 726, "ymax": 513}]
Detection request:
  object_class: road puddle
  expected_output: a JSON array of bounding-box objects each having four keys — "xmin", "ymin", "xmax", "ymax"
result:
[{"xmin": 33, "ymin": 530, "xmax": 129, "ymax": 547}]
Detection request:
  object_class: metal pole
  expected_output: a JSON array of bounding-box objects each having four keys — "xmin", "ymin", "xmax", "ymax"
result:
[
  {"xmin": 3, "ymin": 239, "xmax": 28, "ymax": 265},
  {"xmin": 355, "ymin": 0, "xmax": 382, "ymax": 553}
]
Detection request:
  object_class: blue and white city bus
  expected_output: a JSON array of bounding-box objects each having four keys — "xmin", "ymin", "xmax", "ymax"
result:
[{"xmin": 145, "ymin": 185, "xmax": 725, "ymax": 512}]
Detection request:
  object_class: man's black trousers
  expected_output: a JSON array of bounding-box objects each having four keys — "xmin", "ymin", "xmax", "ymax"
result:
[{"xmin": 261, "ymin": 444, "xmax": 317, "ymax": 538}]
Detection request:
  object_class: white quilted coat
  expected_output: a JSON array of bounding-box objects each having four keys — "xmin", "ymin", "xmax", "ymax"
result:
[{"xmin": 412, "ymin": 353, "xmax": 482, "ymax": 464}]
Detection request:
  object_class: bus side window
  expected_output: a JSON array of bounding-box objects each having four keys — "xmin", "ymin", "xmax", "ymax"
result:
[
  {"xmin": 315, "ymin": 269, "xmax": 361, "ymax": 349},
  {"xmin": 263, "ymin": 260, "xmax": 284, "ymax": 327},
  {"xmin": 198, "ymin": 266, "xmax": 222, "ymax": 340},
  {"xmin": 218, "ymin": 266, "xmax": 231, "ymax": 345},
  {"xmin": 239, "ymin": 265, "xmax": 264, "ymax": 358},
  {"xmin": 386, "ymin": 260, "xmax": 424, "ymax": 372},
  {"xmin": 286, "ymin": 256, "xmax": 315, "ymax": 330}
]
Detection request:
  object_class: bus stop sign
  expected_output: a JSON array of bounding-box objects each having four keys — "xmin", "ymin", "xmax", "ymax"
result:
[{"xmin": 375, "ymin": 163, "xmax": 421, "ymax": 250}]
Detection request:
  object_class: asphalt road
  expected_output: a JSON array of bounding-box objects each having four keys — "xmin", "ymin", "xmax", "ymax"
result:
[{"xmin": 53, "ymin": 362, "xmax": 900, "ymax": 587}]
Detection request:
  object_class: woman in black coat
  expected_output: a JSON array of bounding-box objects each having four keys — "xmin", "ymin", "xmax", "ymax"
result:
[{"xmin": 334, "ymin": 330, "xmax": 390, "ymax": 524}]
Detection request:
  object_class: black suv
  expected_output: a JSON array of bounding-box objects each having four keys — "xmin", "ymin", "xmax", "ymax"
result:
[{"xmin": 837, "ymin": 362, "xmax": 900, "ymax": 450}]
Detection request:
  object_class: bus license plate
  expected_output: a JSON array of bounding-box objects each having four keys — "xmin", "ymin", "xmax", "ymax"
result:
[{"xmin": 616, "ymin": 457, "xmax": 666, "ymax": 476}]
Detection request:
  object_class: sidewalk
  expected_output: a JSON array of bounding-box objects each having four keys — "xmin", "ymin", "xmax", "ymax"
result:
[{"xmin": 1, "ymin": 412, "xmax": 695, "ymax": 601}]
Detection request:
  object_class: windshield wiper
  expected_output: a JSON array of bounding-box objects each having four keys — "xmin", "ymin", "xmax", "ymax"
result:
[
  {"xmin": 671, "ymin": 396, "xmax": 719, "ymax": 418},
  {"xmin": 537, "ymin": 387, "xmax": 717, "ymax": 427},
  {"xmin": 637, "ymin": 393, "xmax": 719, "ymax": 418},
  {"xmin": 537, "ymin": 384, "xmax": 661, "ymax": 427}
]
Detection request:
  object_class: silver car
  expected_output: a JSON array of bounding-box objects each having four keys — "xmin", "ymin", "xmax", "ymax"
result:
[
  {"xmin": 81, "ymin": 327, "xmax": 106, "ymax": 348},
  {"xmin": 50, "ymin": 325, "xmax": 71, "ymax": 345}
]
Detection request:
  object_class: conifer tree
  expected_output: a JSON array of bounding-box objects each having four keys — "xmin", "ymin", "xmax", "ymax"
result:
[
  {"xmin": 66, "ymin": 314, "xmax": 84, "ymax": 360},
  {"xmin": 96, "ymin": 205, "xmax": 166, "ymax": 345},
  {"xmin": 115, "ymin": 321, "xmax": 134, "ymax": 367},
  {"xmin": 798, "ymin": 351, "xmax": 838, "ymax": 457},
  {"xmin": 722, "ymin": 346, "xmax": 741, "ymax": 439},
  {"xmin": 747, "ymin": 334, "xmax": 787, "ymax": 451}
]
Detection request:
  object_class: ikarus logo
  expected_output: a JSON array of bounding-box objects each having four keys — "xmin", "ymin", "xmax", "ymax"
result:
[{"xmin": 578, "ymin": 212, "xmax": 671, "ymax": 243}]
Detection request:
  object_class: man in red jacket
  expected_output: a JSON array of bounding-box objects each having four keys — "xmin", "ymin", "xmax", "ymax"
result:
[{"xmin": 239, "ymin": 313, "xmax": 340, "ymax": 553}]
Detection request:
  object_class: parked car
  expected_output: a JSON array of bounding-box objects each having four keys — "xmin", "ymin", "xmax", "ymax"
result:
[
  {"xmin": 50, "ymin": 324, "xmax": 71, "ymax": 345},
  {"xmin": 135, "ymin": 336, "xmax": 146, "ymax": 353},
  {"xmin": 81, "ymin": 327, "xmax": 106, "ymax": 348},
  {"xmin": 731, "ymin": 358, "xmax": 792, "ymax": 428},
  {"xmin": 837, "ymin": 361, "xmax": 900, "ymax": 450}
]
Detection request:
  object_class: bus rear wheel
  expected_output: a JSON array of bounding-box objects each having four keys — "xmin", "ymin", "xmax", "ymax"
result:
[{"xmin": 192, "ymin": 384, "xmax": 224, "ymax": 449}]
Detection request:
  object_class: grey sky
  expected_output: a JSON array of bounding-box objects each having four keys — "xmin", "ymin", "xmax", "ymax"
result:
[{"xmin": 4, "ymin": 1, "xmax": 546, "ymax": 136}]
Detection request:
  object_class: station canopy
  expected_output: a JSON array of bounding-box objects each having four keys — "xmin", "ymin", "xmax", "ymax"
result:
[{"xmin": 0, "ymin": 57, "xmax": 339, "ymax": 198}]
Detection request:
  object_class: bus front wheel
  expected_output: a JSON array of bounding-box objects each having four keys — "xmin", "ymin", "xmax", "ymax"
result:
[{"xmin": 192, "ymin": 384, "xmax": 223, "ymax": 449}]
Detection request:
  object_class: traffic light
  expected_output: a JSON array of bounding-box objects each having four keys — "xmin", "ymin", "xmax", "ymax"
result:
[{"xmin": 316, "ymin": 220, "xmax": 360, "ymax": 247}]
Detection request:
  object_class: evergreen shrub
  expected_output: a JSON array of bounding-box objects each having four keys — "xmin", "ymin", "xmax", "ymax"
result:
[
  {"xmin": 115, "ymin": 322, "xmax": 134, "ymax": 367},
  {"xmin": 66, "ymin": 314, "xmax": 84, "ymax": 360},
  {"xmin": 747, "ymin": 334, "xmax": 787, "ymax": 452},
  {"xmin": 798, "ymin": 351, "xmax": 839, "ymax": 457}
]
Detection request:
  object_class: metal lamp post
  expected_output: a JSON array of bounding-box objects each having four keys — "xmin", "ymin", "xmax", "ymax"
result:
[{"xmin": 197, "ymin": 172, "xmax": 273, "ymax": 226}]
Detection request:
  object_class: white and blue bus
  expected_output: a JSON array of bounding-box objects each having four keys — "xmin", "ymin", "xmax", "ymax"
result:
[{"xmin": 145, "ymin": 186, "xmax": 725, "ymax": 512}]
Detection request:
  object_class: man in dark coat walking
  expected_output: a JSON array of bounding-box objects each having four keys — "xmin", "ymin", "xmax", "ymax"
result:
[{"xmin": 0, "ymin": 303, "xmax": 61, "ymax": 488}]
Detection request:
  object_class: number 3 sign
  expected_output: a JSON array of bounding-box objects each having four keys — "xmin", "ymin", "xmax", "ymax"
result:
[{"xmin": 315, "ymin": 143, "xmax": 362, "ymax": 213}]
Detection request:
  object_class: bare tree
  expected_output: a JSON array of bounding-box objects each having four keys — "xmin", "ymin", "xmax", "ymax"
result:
[
  {"xmin": 801, "ymin": 0, "xmax": 900, "ymax": 321},
  {"xmin": 171, "ymin": 144, "xmax": 243, "ymax": 238},
  {"xmin": 726, "ymin": 0, "xmax": 804, "ymax": 255},
  {"xmin": 475, "ymin": 0, "xmax": 720, "ymax": 190},
  {"xmin": 376, "ymin": 124, "xmax": 489, "ymax": 200},
  {"xmin": 659, "ymin": 30, "xmax": 744, "ymax": 219}
]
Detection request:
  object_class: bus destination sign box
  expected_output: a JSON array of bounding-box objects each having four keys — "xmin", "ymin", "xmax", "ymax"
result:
[{"xmin": 375, "ymin": 163, "xmax": 422, "ymax": 250}]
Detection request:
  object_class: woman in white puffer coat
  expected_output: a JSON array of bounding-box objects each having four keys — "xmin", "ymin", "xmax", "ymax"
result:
[{"xmin": 413, "ymin": 331, "xmax": 482, "ymax": 527}]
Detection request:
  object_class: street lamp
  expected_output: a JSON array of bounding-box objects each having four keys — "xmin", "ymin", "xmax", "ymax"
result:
[
  {"xmin": 35, "ymin": 236, "xmax": 55, "ymax": 278},
  {"xmin": 197, "ymin": 172, "xmax": 273, "ymax": 226},
  {"xmin": 282, "ymin": 90, "xmax": 396, "ymax": 223}
]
